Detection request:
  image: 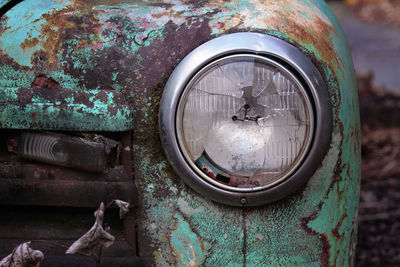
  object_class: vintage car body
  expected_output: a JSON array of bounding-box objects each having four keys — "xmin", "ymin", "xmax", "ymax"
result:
[{"xmin": 0, "ymin": 0, "xmax": 360, "ymax": 266}]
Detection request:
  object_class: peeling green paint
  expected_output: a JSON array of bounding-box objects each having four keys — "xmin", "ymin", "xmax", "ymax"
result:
[
  {"xmin": 134, "ymin": 144, "xmax": 245, "ymax": 266},
  {"xmin": 0, "ymin": 87, "xmax": 133, "ymax": 131},
  {"xmin": 170, "ymin": 213, "xmax": 209, "ymax": 266}
]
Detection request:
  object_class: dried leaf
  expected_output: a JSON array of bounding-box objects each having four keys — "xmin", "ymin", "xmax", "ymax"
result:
[
  {"xmin": 0, "ymin": 242, "xmax": 44, "ymax": 267},
  {"xmin": 66, "ymin": 202, "xmax": 115, "ymax": 256},
  {"xmin": 114, "ymin": 200, "xmax": 130, "ymax": 219}
]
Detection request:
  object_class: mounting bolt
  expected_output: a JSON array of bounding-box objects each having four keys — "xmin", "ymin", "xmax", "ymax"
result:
[{"xmin": 240, "ymin": 197, "xmax": 247, "ymax": 205}]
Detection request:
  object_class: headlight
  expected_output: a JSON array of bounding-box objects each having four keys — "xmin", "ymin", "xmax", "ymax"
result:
[
  {"xmin": 177, "ymin": 54, "xmax": 314, "ymax": 190},
  {"xmin": 160, "ymin": 33, "xmax": 332, "ymax": 206}
]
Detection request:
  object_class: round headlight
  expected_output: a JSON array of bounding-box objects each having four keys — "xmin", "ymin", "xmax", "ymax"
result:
[
  {"xmin": 177, "ymin": 54, "xmax": 314, "ymax": 191},
  {"xmin": 160, "ymin": 33, "xmax": 332, "ymax": 206}
]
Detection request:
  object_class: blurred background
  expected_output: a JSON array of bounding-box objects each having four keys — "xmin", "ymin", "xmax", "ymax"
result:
[{"xmin": 328, "ymin": 0, "xmax": 400, "ymax": 265}]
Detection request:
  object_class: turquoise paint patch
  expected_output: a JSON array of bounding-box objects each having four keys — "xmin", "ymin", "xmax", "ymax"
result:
[
  {"xmin": 223, "ymin": 0, "xmax": 260, "ymax": 14},
  {"xmin": 0, "ymin": 87, "xmax": 133, "ymax": 131},
  {"xmin": 299, "ymin": 3, "xmax": 360, "ymax": 264},
  {"xmin": 170, "ymin": 213, "xmax": 207, "ymax": 266},
  {"xmin": 135, "ymin": 144, "xmax": 245, "ymax": 266},
  {"xmin": 0, "ymin": 65, "xmax": 35, "ymax": 88},
  {"xmin": 0, "ymin": 0, "xmax": 72, "ymax": 67},
  {"xmin": 0, "ymin": 104, "xmax": 130, "ymax": 131},
  {"xmin": 306, "ymin": 65, "xmax": 359, "ymax": 266},
  {"xmin": 244, "ymin": 134, "xmax": 342, "ymax": 263}
]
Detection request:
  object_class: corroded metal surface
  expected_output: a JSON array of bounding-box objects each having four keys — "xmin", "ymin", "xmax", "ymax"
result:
[
  {"xmin": 0, "ymin": 0, "xmax": 360, "ymax": 266},
  {"xmin": 0, "ymin": 164, "xmax": 137, "ymax": 208},
  {"xmin": 0, "ymin": 82, "xmax": 133, "ymax": 131}
]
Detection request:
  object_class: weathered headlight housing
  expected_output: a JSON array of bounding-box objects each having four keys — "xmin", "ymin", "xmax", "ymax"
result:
[{"xmin": 160, "ymin": 33, "xmax": 332, "ymax": 206}]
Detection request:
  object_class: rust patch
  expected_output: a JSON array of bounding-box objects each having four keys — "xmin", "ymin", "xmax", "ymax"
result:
[
  {"xmin": 56, "ymin": 13, "xmax": 137, "ymax": 90},
  {"xmin": 132, "ymin": 19, "xmax": 214, "ymax": 136},
  {"xmin": 93, "ymin": 89, "xmax": 108, "ymax": 103},
  {"xmin": 31, "ymin": 111, "xmax": 37, "ymax": 124},
  {"xmin": 331, "ymin": 213, "xmax": 346, "ymax": 239},
  {"xmin": 20, "ymin": 37, "xmax": 39, "ymax": 50},
  {"xmin": 266, "ymin": 12, "xmax": 342, "ymax": 73},
  {"xmin": 31, "ymin": 74, "xmax": 62, "ymax": 89},
  {"xmin": 182, "ymin": 0, "xmax": 213, "ymax": 8},
  {"xmin": 38, "ymin": 4, "xmax": 102, "ymax": 66},
  {"xmin": 331, "ymin": 212, "xmax": 347, "ymax": 265},
  {"xmin": 199, "ymin": 0, "xmax": 344, "ymax": 72},
  {"xmin": 150, "ymin": 7, "xmax": 186, "ymax": 21},
  {"xmin": 208, "ymin": 0, "xmax": 345, "ymax": 73}
]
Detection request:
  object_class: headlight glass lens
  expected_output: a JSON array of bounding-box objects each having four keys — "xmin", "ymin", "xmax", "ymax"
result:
[{"xmin": 176, "ymin": 54, "xmax": 314, "ymax": 192}]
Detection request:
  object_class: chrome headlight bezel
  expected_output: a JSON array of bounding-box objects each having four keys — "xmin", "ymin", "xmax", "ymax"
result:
[{"xmin": 159, "ymin": 33, "xmax": 332, "ymax": 207}]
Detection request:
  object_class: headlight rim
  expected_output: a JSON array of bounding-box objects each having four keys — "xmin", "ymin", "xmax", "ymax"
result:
[{"xmin": 159, "ymin": 32, "xmax": 332, "ymax": 207}]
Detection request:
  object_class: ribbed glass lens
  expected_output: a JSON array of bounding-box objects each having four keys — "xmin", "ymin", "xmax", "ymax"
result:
[{"xmin": 176, "ymin": 55, "xmax": 313, "ymax": 191}]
